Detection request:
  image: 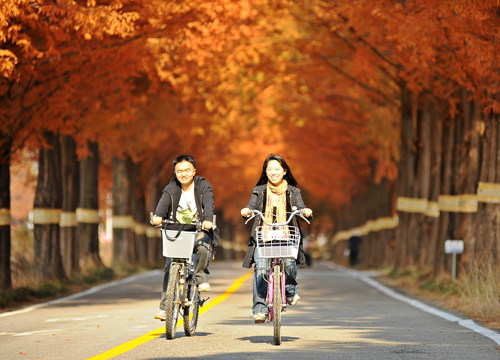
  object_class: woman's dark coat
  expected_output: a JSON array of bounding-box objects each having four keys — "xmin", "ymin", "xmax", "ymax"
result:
[{"xmin": 242, "ymin": 184, "xmax": 309, "ymax": 269}]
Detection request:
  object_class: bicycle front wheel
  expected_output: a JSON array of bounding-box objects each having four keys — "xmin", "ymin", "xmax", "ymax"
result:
[
  {"xmin": 272, "ymin": 264, "xmax": 282, "ymax": 345},
  {"xmin": 165, "ymin": 263, "xmax": 181, "ymax": 340},
  {"xmin": 183, "ymin": 282, "xmax": 200, "ymax": 336}
]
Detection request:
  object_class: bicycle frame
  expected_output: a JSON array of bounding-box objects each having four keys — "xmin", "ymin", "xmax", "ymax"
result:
[
  {"xmin": 155, "ymin": 217, "xmax": 204, "ymax": 340},
  {"xmin": 164, "ymin": 254, "xmax": 202, "ymax": 340},
  {"xmin": 245, "ymin": 207, "xmax": 310, "ymax": 345},
  {"xmin": 267, "ymin": 259, "xmax": 286, "ymax": 321}
]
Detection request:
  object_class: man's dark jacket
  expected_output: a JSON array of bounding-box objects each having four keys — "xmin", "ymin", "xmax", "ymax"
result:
[{"xmin": 154, "ymin": 176, "xmax": 219, "ymax": 249}]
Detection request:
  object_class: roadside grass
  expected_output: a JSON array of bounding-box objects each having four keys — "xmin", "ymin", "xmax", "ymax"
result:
[
  {"xmin": 379, "ymin": 264, "xmax": 500, "ymax": 330},
  {"xmin": 0, "ymin": 264, "xmax": 148, "ymax": 310},
  {"xmin": 456, "ymin": 262, "xmax": 500, "ymax": 328},
  {"xmin": 2, "ymin": 223, "xmax": 157, "ymax": 311},
  {"xmin": 0, "ymin": 283, "xmax": 69, "ymax": 308}
]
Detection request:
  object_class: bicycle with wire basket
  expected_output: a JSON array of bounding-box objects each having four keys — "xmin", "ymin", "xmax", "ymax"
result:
[
  {"xmin": 245, "ymin": 207, "xmax": 311, "ymax": 345},
  {"xmin": 155, "ymin": 219, "xmax": 206, "ymax": 340}
]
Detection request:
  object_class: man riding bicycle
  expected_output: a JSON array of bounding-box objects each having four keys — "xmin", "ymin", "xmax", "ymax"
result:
[{"xmin": 151, "ymin": 154, "xmax": 217, "ymax": 320}]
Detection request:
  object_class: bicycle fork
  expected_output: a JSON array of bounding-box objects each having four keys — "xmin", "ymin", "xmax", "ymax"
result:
[{"xmin": 175, "ymin": 264, "xmax": 190, "ymax": 308}]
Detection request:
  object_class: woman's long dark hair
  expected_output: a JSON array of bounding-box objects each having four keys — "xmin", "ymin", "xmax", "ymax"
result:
[{"xmin": 255, "ymin": 154, "xmax": 299, "ymax": 187}]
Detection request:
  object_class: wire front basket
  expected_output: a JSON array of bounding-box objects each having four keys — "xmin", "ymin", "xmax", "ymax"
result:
[{"xmin": 255, "ymin": 225, "xmax": 300, "ymax": 259}]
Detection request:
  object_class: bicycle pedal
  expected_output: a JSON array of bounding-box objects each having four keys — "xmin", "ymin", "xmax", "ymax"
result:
[{"xmin": 200, "ymin": 297, "xmax": 210, "ymax": 307}]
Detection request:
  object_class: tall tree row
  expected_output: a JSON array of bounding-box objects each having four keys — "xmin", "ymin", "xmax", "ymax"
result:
[
  {"xmin": 320, "ymin": 1, "xmax": 500, "ymax": 275},
  {"xmin": 1, "ymin": 0, "xmax": 147, "ymax": 287},
  {"xmin": 1, "ymin": 0, "xmax": 499, "ymax": 291}
]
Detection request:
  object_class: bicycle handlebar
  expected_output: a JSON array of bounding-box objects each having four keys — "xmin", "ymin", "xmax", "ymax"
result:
[
  {"xmin": 149, "ymin": 213, "xmax": 203, "ymax": 229},
  {"xmin": 244, "ymin": 207, "xmax": 311, "ymax": 226}
]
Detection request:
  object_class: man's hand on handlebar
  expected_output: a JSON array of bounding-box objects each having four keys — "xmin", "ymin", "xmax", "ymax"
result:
[
  {"xmin": 202, "ymin": 220, "xmax": 213, "ymax": 230},
  {"xmin": 150, "ymin": 214, "xmax": 163, "ymax": 226}
]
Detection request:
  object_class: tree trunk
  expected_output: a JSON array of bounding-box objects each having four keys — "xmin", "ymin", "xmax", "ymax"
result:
[
  {"xmin": 495, "ymin": 114, "xmax": 500, "ymax": 268},
  {"xmin": 456, "ymin": 95, "xmax": 480, "ymax": 272},
  {"xmin": 426, "ymin": 103, "xmax": 443, "ymax": 268},
  {"xmin": 410, "ymin": 100, "xmax": 432, "ymax": 266},
  {"xmin": 112, "ymin": 156, "xmax": 134, "ymax": 265},
  {"xmin": 496, "ymin": 114, "xmax": 500, "ymax": 267},
  {"xmin": 33, "ymin": 132, "xmax": 66, "ymax": 282},
  {"xmin": 434, "ymin": 116, "xmax": 455, "ymax": 275},
  {"xmin": 78, "ymin": 141, "xmax": 102, "ymax": 269},
  {"xmin": 134, "ymin": 192, "xmax": 148, "ymax": 265},
  {"xmin": 217, "ymin": 210, "xmax": 235, "ymax": 261},
  {"xmin": 395, "ymin": 85, "xmax": 415, "ymax": 270},
  {"xmin": 60, "ymin": 135, "xmax": 80, "ymax": 274},
  {"xmin": 0, "ymin": 138, "xmax": 12, "ymax": 290},
  {"xmin": 128, "ymin": 161, "xmax": 138, "ymax": 264},
  {"xmin": 147, "ymin": 174, "xmax": 162, "ymax": 265},
  {"xmin": 476, "ymin": 112, "xmax": 499, "ymax": 269},
  {"xmin": 364, "ymin": 161, "xmax": 395, "ymax": 267}
]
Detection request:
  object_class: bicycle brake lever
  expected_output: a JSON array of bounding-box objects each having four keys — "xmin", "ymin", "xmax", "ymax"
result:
[
  {"xmin": 244, "ymin": 214, "xmax": 256, "ymax": 224},
  {"xmin": 299, "ymin": 213, "xmax": 311, "ymax": 224}
]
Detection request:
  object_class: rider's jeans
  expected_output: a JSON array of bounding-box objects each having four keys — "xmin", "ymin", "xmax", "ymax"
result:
[
  {"xmin": 160, "ymin": 230, "xmax": 211, "ymax": 310},
  {"xmin": 252, "ymin": 246, "xmax": 298, "ymax": 315}
]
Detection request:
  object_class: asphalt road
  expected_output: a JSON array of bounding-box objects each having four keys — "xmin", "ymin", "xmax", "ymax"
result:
[{"xmin": 0, "ymin": 261, "xmax": 499, "ymax": 360}]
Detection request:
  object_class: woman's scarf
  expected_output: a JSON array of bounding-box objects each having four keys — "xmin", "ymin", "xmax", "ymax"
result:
[{"xmin": 264, "ymin": 180, "xmax": 288, "ymax": 224}]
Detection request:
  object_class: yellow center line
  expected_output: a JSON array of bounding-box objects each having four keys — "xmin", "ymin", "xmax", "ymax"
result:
[{"xmin": 86, "ymin": 270, "xmax": 253, "ymax": 360}]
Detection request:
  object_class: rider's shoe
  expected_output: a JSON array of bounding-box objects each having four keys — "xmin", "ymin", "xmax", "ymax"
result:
[
  {"xmin": 286, "ymin": 293, "xmax": 300, "ymax": 306},
  {"xmin": 199, "ymin": 282, "xmax": 211, "ymax": 292},
  {"xmin": 253, "ymin": 313, "xmax": 267, "ymax": 323},
  {"xmin": 154, "ymin": 310, "xmax": 166, "ymax": 321}
]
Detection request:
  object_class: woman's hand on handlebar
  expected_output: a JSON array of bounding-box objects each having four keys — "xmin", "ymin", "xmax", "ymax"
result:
[
  {"xmin": 302, "ymin": 208, "xmax": 313, "ymax": 218},
  {"xmin": 241, "ymin": 208, "xmax": 252, "ymax": 218}
]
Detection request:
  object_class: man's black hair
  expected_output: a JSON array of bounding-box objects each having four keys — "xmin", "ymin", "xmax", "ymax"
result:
[{"xmin": 173, "ymin": 154, "xmax": 196, "ymax": 168}]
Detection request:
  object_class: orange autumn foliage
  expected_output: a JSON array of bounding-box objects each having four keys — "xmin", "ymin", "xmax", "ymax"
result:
[{"xmin": 2, "ymin": 0, "xmax": 499, "ymax": 221}]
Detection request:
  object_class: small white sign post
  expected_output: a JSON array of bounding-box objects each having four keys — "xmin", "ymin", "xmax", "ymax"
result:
[{"xmin": 444, "ymin": 240, "xmax": 464, "ymax": 280}]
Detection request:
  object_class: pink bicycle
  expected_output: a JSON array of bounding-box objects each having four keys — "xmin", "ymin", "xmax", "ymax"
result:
[{"xmin": 245, "ymin": 207, "xmax": 310, "ymax": 345}]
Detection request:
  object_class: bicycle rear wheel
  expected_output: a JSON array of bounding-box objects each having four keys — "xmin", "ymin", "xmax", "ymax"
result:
[
  {"xmin": 165, "ymin": 263, "xmax": 181, "ymax": 340},
  {"xmin": 272, "ymin": 264, "xmax": 282, "ymax": 345},
  {"xmin": 183, "ymin": 282, "xmax": 200, "ymax": 336}
]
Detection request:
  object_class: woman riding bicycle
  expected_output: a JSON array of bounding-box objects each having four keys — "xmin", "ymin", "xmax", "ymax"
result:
[{"xmin": 241, "ymin": 154, "xmax": 312, "ymax": 323}]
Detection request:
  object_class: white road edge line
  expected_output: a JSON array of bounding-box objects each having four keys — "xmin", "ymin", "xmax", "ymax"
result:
[
  {"xmin": 0, "ymin": 270, "xmax": 163, "ymax": 318},
  {"xmin": 323, "ymin": 262, "xmax": 500, "ymax": 346}
]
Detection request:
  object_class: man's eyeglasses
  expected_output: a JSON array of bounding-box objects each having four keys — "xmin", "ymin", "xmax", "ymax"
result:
[{"xmin": 175, "ymin": 169, "xmax": 194, "ymax": 175}]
